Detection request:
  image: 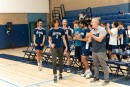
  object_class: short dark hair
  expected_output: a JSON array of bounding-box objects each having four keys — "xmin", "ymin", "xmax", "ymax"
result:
[
  {"xmin": 100, "ymin": 22, "xmax": 106, "ymax": 26},
  {"xmin": 113, "ymin": 21, "xmax": 118, "ymax": 27},
  {"xmin": 87, "ymin": 23, "xmax": 92, "ymax": 27},
  {"xmin": 118, "ymin": 22, "xmax": 124, "ymax": 26},
  {"xmin": 79, "ymin": 19, "xmax": 87, "ymax": 26},
  {"xmin": 37, "ymin": 19, "xmax": 43, "ymax": 23},
  {"xmin": 73, "ymin": 20, "xmax": 79, "ymax": 24},
  {"xmin": 52, "ymin": 19, "xmax": 60, "ymax": 27},
  {"xmin": 81, "ymin": 12, "xmax": 85, "ymax": 15}
]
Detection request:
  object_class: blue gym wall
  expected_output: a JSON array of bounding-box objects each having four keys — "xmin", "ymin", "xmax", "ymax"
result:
[
  {"xmin": 65, "ymin": 3, "xmax": 130, "ymax": 17},
  {"xmin": 0, "ymin": 24, "xmax": 29, "ymax": 49},
  {"xmin": 0, "ymin": 13, "xmax": 48, "ymax": 49}
]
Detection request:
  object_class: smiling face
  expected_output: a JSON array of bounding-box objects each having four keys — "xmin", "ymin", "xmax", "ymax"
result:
[
  {"xmin": 62, "ymin": 20, "xmax": 68, "ymax": 27},
  {"xmin": 91, "ymin": 18, "xmax": 99, "ymax": 29}
]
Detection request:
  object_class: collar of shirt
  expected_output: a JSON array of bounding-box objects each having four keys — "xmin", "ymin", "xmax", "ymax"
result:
[{"xmin": 37, "ymin": 27, "xmax": 43, "ymax": 30}]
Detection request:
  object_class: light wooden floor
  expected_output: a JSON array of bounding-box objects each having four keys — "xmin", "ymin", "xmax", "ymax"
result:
[{"xmin": 0, "ymin": 47, "xmax": 129, "ymax": 87}]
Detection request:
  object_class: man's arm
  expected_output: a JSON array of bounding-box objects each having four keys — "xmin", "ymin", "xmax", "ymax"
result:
[
  {"xmin": 33, "ymin": 35, "xmax": 37, "ymax": 46},
  {"xmin": 62, "ymin": 35, "xmax": 68, "ymax": 51},
  {"xmin": 78, "ymin": 34, "xmax": 89, "ymax": 41},
  {"xmin": 48, "ymin": 36, "xmax": 55, "ymax": 48},
  {"xmin": 91, "ymin": 35, "xmax": 105, "ymax": 42},
  {"xmin": 90, "ymin": 28, "xmax": 106, "ymax": 42},
  {"xmin": 41, "ymin": 35, "xmax": 45, "ymax": 46}
]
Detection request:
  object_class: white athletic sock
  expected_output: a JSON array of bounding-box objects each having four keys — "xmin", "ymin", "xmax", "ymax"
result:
[
  {"xmin": 38, "ymin": 62, "xmax": 40, "ymax": 66},
  {"xmin": 40, "ymin": 61, "xmax": 42, "ymax": 64}
]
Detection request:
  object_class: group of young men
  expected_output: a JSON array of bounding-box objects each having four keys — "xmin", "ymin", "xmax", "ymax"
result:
[{"xmin": 33, "ymin": 17, "xmax": 130, "ymax": 86}]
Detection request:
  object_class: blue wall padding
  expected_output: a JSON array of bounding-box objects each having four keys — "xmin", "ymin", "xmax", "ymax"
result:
[{"xmin": 0, "ymin": 24, "xmax": 29, "ymax": 49}]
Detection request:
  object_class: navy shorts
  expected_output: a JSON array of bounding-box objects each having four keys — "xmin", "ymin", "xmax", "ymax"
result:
[
  {"xmin": 81, "ymin": 47, "xmax": 90, "ymax": 56},
  {"xmin": 108, "ymin": 45, "xmax": 118, "ymax": 50},
  {"xmin": 75, "ymin": 46, "xmax": 81, "ymax": 62},
  {"xmin": 119, "ymin": 44, "xmax": 126, "ymax": 49},
  {"xmin": 35, "ymin": 44, "xmax": 44, "ymax": 50}
]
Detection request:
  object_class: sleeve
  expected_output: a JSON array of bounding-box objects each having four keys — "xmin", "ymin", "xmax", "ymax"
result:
[
  {"xmin": 68, "ymin": 29, "xmax": 72, "ymax": 36},
  {"xmin": 48, "ymin": 30, "xmax": 52, "ymax": 37},
  {"xmin": 33, "ymin": 29, "xmax": 36, "ymax": 35},
  {"xmin": 61, "ymin": 29, "xmax": 65, "ymax": 36},
  {"xmin": 43, "ymin": 30, "xmax": 46, "ymax": 36},
  {"xmin": 73, "ymin": 29, "xmax": 75, "ymax": 36},
  {"xmin": 99, "ymin": 28, "xmax": 107, "ymax": 37},
  {"xmin": 86, "ymin": 29, "xmax": 90, "ymax": 35}
]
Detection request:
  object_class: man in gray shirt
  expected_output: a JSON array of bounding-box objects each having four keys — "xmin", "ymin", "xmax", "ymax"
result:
[{"xmin": 88, "ymin": 18, "xmax": 109, "ymax": 86}]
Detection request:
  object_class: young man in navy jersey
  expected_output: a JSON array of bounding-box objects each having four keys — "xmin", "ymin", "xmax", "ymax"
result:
[
  {"xmin": 76, "ymin": 19, "xmax": 92, "ymax": 79},
  {"xmin": 118, "ymin": 22, "xmax": 126, "ymax": 50},
  {"xmin": 33, "ymin": 19, "xmax": 46, "ymax": 71},
  {"xmin": 62, "ymin": 19, "xmax": 72, "ymax": 73},
  {"xmin": 48, "ymin": 19, "xmax": 67, "ymax": 83}
]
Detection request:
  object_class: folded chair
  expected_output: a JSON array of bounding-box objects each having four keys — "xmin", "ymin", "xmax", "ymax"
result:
[{"xmin": 22, "ymin": 43, "xmax": 36, "ymax": 61}]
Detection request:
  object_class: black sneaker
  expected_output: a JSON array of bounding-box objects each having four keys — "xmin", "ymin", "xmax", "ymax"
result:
[
  {"xmin": 102, "ymin": 81, "xmax": 109, "ymax": 86},
  {"xmin": 59, "ymin": 74, "xmax": 62, "ymax": 80},
  {"xmin": 54, "ymin": 76, "xmax": 57, "ymax": 83},
  {"xmin": 90, "ymin": 77, "xmax": 99, "ymax": 83}
]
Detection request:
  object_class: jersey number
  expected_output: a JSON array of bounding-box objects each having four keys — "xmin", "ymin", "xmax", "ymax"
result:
[{"xmin": 56, "ymin": 35, "xmax": 58, "ymax": 39}]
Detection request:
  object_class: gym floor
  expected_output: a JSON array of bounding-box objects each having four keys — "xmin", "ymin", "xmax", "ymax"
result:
[{"xmin": 0, "ymin": 48, "xmax": 130, "ymax": 87}]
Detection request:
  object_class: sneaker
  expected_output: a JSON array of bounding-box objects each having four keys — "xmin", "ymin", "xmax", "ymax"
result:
[
  {"xmin": 38, "ymin": 66, "xmax": 42, "ymax": 71},
  {"xmin": 67, "ymin": 68, "xmax": 71, "ymax": 73},
  {"xmin": 90, "ymin": 77, "xmax": 99, "ymax": 83},
  {"xmin": 59, "ymin": 74, "xmax": 62, "ymax": 80},
  {"xmin": 102, "ymin": 81, "xmax": 109, "ymax": 86},
  {"xmin": 85, "ymin": 72, "xmax": 92, "ymax": 79},
  {"xmin": 81, "ymin": 71, "xmax": 91, "ymax": 77},
  {"xmin": 38, "ymin": 62, "xmax": 42, "ymax": 71},
  {"xmin": 81, "ymin": 72, "xmax": 87, "ymax": 77},
  {"xmin": 54, "ymin": 76, "xmax": 57, "ymax": 83}
]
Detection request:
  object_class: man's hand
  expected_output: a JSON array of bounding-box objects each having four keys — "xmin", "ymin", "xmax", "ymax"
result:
[
  {"xmin": 34, "ymin": 43, "xmax": 38, "ymax": 46},
  {"xmin": 87, "ymin": 32, "xmax": 93, "ymax": 37},
  {"xmin": 40, "ymin": 43, "xmax": 44, "ymax": 46},
  {"xmin": 73, "ymin": 37, "xmax": 77, "ymax": 40},
  {"xmin": 50, "ymin": 44, "xmax": 55, "ymax": 48},
  {"xmin": 64, "ymin": 47, "xmax": 68, "ymax": 53},
  {"xmin": 75, "ymin": 34, "xmax": 81, "ymax": 40},
  {"xmin": 106, "ymin": 23, "xmax": 110, "ymax": 29},
  {"xmin": 65, "ymin": 30, "xmax": 68, "ymax": 35}
]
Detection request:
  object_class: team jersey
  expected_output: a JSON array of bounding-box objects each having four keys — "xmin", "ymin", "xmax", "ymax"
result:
[
  {"xmin": 48, "ymin": 28, "xmax": 65, "ymax": 48},
  {"xmin": 80, "ymin": 28, "xmax": 90, "ymax": 47},
  {"xmin": 33, "ymin": 28, "xmax": 46, "ymax": 44}
]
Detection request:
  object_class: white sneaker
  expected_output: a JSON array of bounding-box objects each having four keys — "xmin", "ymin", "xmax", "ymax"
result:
[
  {"xmin": 67, "ymin": 68, "xmax": 71, "ymax": 73},
  {"xmin": 85, "ymin": 72, "xmax": 92, "ymax": 79},
  {"xmin": 38, "ymin": 63, "xmax": 42, "ymax": 71},
  {"xmin": 38, "ymin": 65, "xmax": 42, "ymax": 71},
  {"xmin": 81, "ymin": 71, "xmax": 87, "ymax": 77}
]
